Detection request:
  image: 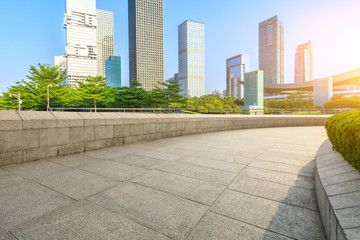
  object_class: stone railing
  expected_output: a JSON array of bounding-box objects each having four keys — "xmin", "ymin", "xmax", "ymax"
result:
[
  {"xmin": 0, "ymin": 110, "xmax": 328, "ymax": 167},
  {"xmin": 315, "ymin": 140, "xmax": 360, "ymax": 240}
]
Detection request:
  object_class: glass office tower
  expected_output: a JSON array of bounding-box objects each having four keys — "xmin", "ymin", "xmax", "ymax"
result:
[
  {"xmin": 226, "ymin": 54, "xmax": 250, "ymax": 99},
  {"xmin": 105, "ymin": 56, "xmax": 121, "ymax": 88},
  {"xmin": 178, "ymin": 20, "xmax": 205, "ymax": 97},
  {"xmin": 128, "ymin": 0, "xmax": 164, "ymax": 90},
  {"xmin": 64, "ymin": 0, "xmax": 98, "ymax": 86},
  {"xmin": 259, "ymin": 15, "xmax": 284, "ymax": 85},
  {"xmin": 97, "ymin": 9, "xmax": 114, "ymax": 78},
  {"xmin": 295, "ymin": 41, "xmax": 314, "ymax": 83}
]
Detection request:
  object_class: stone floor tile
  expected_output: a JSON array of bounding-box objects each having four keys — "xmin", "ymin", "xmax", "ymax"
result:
[
  {"xmin": 156, "ymin": 162, "xmax": 237, "ymax": 186},
  {"xmin": 11, "ymin": 200, "xmax": 170, "ymax": 240},
  {"xmin": 80, "ymin": 161, "xmax": 148, "ymax": 181},
  {"xmin": 49, "ymin": 154, "xmax": 102, "ymax": 168},
  {"xmin": 0, "ymin": 232, "xmax": 16, "ymax": 240},
  {"xmin": 0, "ymin": 169, "xmax": 24, "ymax": 190},
  {"xmin": 4, "ymin": 161, "xmax": 70, "ymax": 180},
  {"xmin": 36, "ymin": 169, "xmax": 119, "ymax": 200},
  {"xmin": 187, "ymin": 212, "xmax": 292, "ymax": 240},
  {"xmin": 240, "ymin": 167, "xmax": 314, "ymax": 190},
  {"xmin": 131, "ymin": 170, "xmax": 225, "ymax": 205},
  {"xmin": 211, "ymin": 190, "xmax": 326, "ymax": 240},
  {"xmin": 111, "ymin": 154, "xmax": 169, "ymax": 169},
  {"xmin": 249, "ymin": 160, "xmax": 315, "ymax": 177},
  {"xmin": 180, "ymin": 156, "xmax": 246, "ymax": 173},
  {"xmin": 0, "ymin": 181, "xmax": 73, "ymax": 232},
  {"xmin": 88, "ymin": 182, "xmax": 208, "ymax": 240},
  {"xmin": 82, "ymin": 149, "xmax": 129, "ymax": 160},
  {"xmin": 229, "ymin": 175, "xmax": 317, "ymax": 210},
  {"xmin": 134, "ymin": 149, "xmax": 187, "ymax": 162}
]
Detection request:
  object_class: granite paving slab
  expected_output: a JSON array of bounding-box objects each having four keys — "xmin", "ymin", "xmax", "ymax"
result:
[
  {"xmin": 88, "ymin": 182, "xmax": 208, "ymax": 240},
  {"xmin": 179, "ymin": 156, "xmax": 246, "ymax": 173},
  {"xmin": 4, "ymin": 160, "xmax": 70, "ymax": 180},
  {"xmin": 48, "ymin": 154, "xmax": 103, "ymax": 168},
  {"xmin": 131, "ymin": 170, "xmax": 225, "ymax": 205},
  {"xmin": 80, "ymin": 160, "xmax": 149, "ymax": 181},
  {"xmin": 0, "ymin": 181, "xmax": 73, "ymax": 232},
  {"xmin": 111, "ymin": 154, "xmax": 169, "ymax": 169},
  {"xmin": 156, "ymin": 162, "xmax": 237, "ymax": 186},
  {"xmin": 35, "ymin": 169, "xmax": 119, "ymax": 200},
  {"xmin": 187, "ymin": 212, "xmax": 292, "ymax": 240},
  {"xmin": 211, "ymin": 190, "xmax": 326, "ymax": 240},
  {"xmin": 11, "ymin": 200, "xmax": 170, "ymax": 240}
]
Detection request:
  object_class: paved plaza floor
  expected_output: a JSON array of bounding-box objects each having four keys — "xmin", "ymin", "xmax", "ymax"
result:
[{"xmin": 0, "ymin": 127, "xmax": 328, "ymax": 240}]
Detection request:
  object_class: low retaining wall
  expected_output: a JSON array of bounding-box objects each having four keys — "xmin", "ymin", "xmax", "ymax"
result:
[
  {"xmin": 315, "ymin": 140, "xmax": 360, "ymax": 240},
  {"xmin": 0, "ymin": 110, "xmax": 328, "ymax": 167}
]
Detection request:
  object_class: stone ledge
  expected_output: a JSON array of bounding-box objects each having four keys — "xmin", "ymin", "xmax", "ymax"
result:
[
  {"xmin": 315, "ymin": 140, "xmax": 360, "ymax": 240},
  {"xmin": 0, "ymin": 110, "xmax": 329, "ymax": 167}
]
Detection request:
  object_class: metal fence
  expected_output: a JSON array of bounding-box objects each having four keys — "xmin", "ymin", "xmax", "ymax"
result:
[{"xmin": 48, "ymin": 107, "xmax": 358, "ymax": 115}]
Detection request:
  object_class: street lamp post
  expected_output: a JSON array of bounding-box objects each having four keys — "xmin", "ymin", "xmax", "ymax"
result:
[
  {"xmin": 47, "ymin": 85, "xmax": 53, "ymax": 111},
  {"xmin": 10, "ymin": 93, "xmax": 22, "ymax": 111}
]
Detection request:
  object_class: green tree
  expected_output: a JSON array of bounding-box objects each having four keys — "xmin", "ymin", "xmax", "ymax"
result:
[
  {"xmin": 70, "ymin": 76, "xmax": 114, "ymax": 112},
  {"xmin": 0, "ymin": 64, "xmax": 67, "ymax": 111},
  {"xmin": 153, "ymin": 79, "xmax": 184, "ymax": 108}
]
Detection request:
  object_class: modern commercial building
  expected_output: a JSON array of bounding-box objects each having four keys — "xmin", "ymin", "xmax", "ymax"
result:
[
  {"xmin": 128, "ymin": 0, "xmax": 164, "ymax": 90},
  {"xmin": 241, "ymin": 70, "xmax": 264, "ymax": 114},
  {"xmin": 313, "ymin": 77, "xmax": 333, "ymax": 107},
  {"xmin": 105, "ymin": 56, "xmax": 121, "ymax": 88},
  {"xmin": 54, "ymin": 55, "xmax": 67, "ymax": 71},
  {"xmin": 97, "ymin": 9, "xmax": 114, "ymax": 78},
  {"xmin": 178, "ymin": 20, "xmax": 205, "ymax": 97},
  {"xmin": 259, "ymin": 15, "xmax": 284, "ymax": 85},
  {"xmin": 63, "ymin": 0, "xmax": 98, "ymax": 86},
  {"xmin": 226, "ymin": 54, "xmax": 250, "ymax": 99},
  {"xmin": 295, "ymin": 41, "xmax": 314, "ymax": 83}
]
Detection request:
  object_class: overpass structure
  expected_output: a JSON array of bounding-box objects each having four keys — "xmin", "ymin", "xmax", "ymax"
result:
[{"xmin": 264, "ymin": 68, "xmax": 360, "ymax": 94}]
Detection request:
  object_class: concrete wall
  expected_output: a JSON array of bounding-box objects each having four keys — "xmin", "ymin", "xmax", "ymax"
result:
[
  {"xmin": 315, "ymin": 140, "xmax": 360, "ymax": 240},
  {"xmin": 0, "ymin": 111, "xmax": 328, "ymax": 167}
]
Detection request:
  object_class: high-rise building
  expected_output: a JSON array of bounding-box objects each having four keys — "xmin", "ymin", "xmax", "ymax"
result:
[
  {"xmin": 178, "ymin": 20, "xmax": 205, "ymax": 97},
  {"xmin": 105, "ymin": 56, "xmax": 122, "ymax": 88},
  {"xmin": 63, "ymin": 0, "xmax": 98, "ymax": 86},
  {"xmin": 226, "ymin": 54, "xmax": 249, "ymax": 99},
  {"xmin": 54, "ymin": 55, "xmax": 67, "ymax": 71},
  {"xmin": 259, "ymin": 15, "xmax": 284, "ymax": 85},
  {"xmin": 295, "ymin": 41, "xmax": 314, "ymax": 83},
  {"xmin": 128, "ymin": 0, "xmax": 164, "ymax": 90},
  {"xmin": 97, "ymin": 9, "xmax": 114, "ymax": 78}
]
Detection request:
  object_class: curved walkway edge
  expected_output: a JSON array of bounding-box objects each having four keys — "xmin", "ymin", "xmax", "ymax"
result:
[{"xmin": 315, "ymin": 140, "xmax": 360, "ymax": 240}]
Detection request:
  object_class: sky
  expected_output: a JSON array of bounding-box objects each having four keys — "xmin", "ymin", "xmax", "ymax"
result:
[{"xmin": 1, "ymin": 0, "xmax": 360, "ymax": 94}]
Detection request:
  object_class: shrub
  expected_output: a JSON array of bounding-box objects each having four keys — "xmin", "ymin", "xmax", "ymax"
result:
[{"xmin": 325, "ymin": 109, "xmax": 360, "ymax": 172}]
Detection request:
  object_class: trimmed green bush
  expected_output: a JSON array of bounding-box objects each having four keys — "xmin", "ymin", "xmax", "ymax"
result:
[{"xmin": 325, "ymin": 109, "xmax": 360, "ymax": 172}]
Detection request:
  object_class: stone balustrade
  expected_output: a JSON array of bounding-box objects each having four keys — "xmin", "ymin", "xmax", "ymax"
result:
[{"xmin": 0, "ymin": 110, "xmax": 329, "ymax": 167}]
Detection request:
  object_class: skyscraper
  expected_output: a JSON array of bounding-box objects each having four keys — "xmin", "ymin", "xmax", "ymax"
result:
[
  {"xmin": 259, "ymin": 15, "xmax": 284, "ymax": 85},
  {"xmin": 128, "ymin": 0, "xmax": 164, "ymax": 90},
  {"xmin": 226, "ymin": 54, "xmax": 250, "ymax": 99},
  {"xmin": 178, "ymin": 20, "xmax": 205, "ymax": 97},
  {"xmin": 106, "ymin": 56, "xmax": 121, "ymax": 88},
  {"xmin": 97, "ymin": 9, "xmax": 114, "ymax": 78},
  {"xmin": 295, "ymin": 41, "xmax": 314, "ymax": 83},
  {"xmin": 63, "ymin": 0, "xmax": 98, "ymax": 86}
]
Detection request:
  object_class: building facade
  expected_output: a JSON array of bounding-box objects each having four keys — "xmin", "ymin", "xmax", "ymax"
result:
[
  {"xmin": 243, "ymin": 70, "xmax": 264, "ymax": 109},
  {"xmin": 128, "ymin": 0, "xmax": 164, "ymax": 90},
  {"xmin": 178, "ymin": 20, "xmax": 205, "ymax": 97},
  {"xmin": 105, "ymin": 56, "xmax": 121, "ymax": 88},
  {"xmin": 97, "ymin": 9, "xmax": 114, "ymax": 78},
  {"xmin": 226, "ymin": 54, "xmax": 249, "ymax": 99},
  {"xmin": 295, "ymin": 41, "xmax": 314, "ymax": 83},
  {"xmin": 259, "ymin": 15, "xmax": 284, "ymax": 85},
  {"xmin": 63, "ymin": 0, "xmax": 98, "ymax": 86}
]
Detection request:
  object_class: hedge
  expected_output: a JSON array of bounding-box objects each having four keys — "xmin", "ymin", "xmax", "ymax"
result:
[{"xmin": 325, "ymin": 109, "xmax": 360, "ymax": 172}]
